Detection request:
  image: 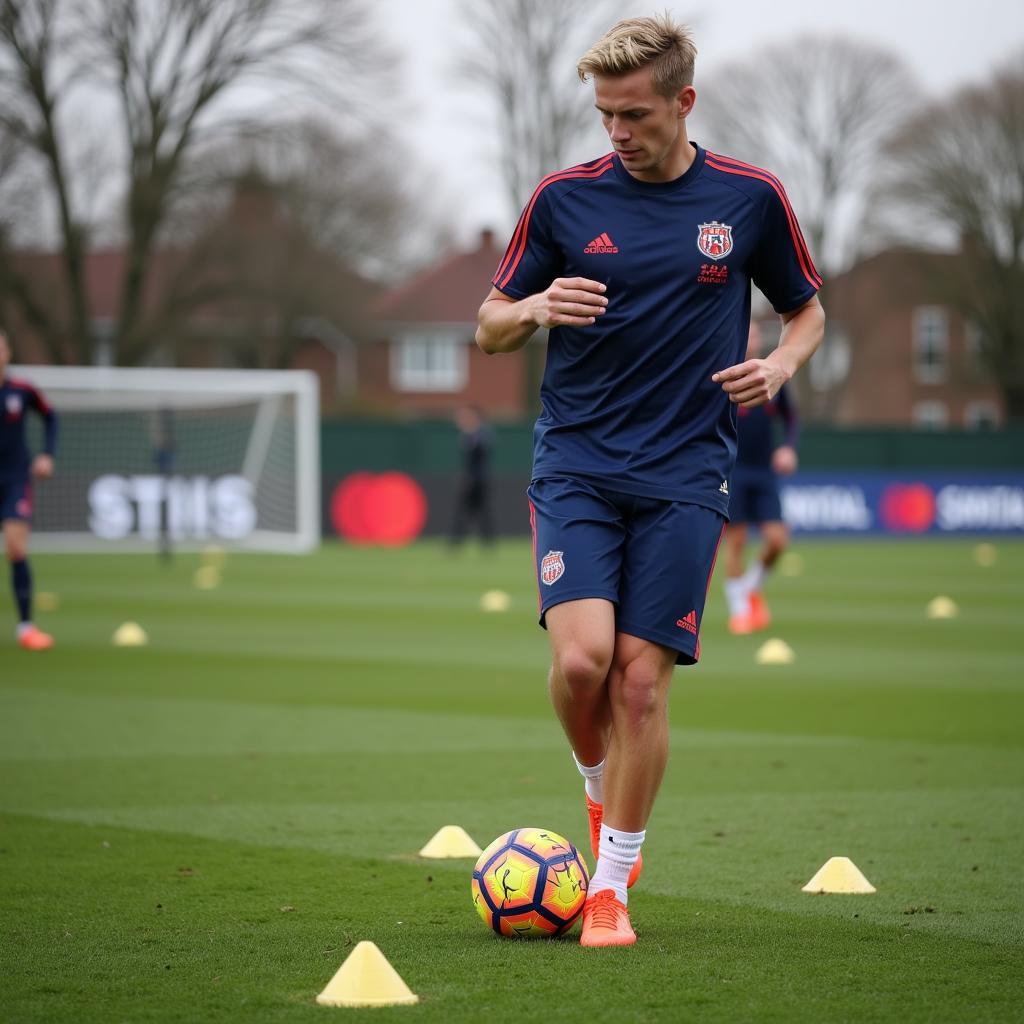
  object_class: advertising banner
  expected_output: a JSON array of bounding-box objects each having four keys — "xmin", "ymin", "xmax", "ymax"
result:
[{"xmin": 780, "ymin": 473, "xmax": 1024, "ymax": 535}]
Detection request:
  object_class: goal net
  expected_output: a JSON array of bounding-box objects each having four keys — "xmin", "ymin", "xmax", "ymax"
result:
[{"xmin": 11, "ymin": 366, "xmax": 320, "ymax": 553}]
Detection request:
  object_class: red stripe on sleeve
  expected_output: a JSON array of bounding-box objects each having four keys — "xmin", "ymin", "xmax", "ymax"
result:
[
  {"xmin": 707, "ymin": 152, "xmax": 821, "ymax": 285},
  {"xmin": 494, "ymin": 155, "xmax": 615, "ymax": 284},
  {"xmin": 494, "ymin": 157, "xmax": 615, "ymax": 291},
  {"xmin": 706, "ymin": 153, "xmax": 822, "ymax": 290}
]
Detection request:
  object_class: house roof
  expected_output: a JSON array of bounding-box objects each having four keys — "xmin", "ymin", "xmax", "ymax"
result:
[{"xmin": 370, "ymin": 230, "xmax": 502, "ymax": 325}]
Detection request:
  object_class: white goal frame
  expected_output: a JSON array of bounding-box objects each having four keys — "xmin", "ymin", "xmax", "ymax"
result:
[{"xmin": 11, "ymin": 365, "xmax": 320, "ymax": 554}]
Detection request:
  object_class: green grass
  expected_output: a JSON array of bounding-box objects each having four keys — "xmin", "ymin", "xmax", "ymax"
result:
[{"xmin": 1, "ymin": 539, "xmax": 1023, "ymax": 1023}]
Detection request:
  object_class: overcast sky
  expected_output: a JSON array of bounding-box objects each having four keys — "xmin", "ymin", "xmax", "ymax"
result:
[{"xmin": 373, "ymin": 0, "xmax": 1023, "ymax": 246}]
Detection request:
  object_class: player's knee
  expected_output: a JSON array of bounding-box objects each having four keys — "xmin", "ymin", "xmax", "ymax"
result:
[
  {"xmin": 554, "ymin": 644, "xmax": 611, "ymax": 697},
  {"xmin": 4, "ymin": 536, "xmax": 26, "ymax": 562},
  {"xmin": 611, "ymin": 661, "xmax": 665, "ymax": 725},
  {"xmin": 764, "ymin": 526, "xmax": 789, "ymax": 560}
]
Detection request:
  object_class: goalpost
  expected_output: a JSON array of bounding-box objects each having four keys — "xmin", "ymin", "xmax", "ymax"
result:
[{"xmin": 12, "ymin": 365, "xmax": 320, "ymax": 553}]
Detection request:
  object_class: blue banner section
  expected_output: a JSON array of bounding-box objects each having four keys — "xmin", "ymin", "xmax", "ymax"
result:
[{"xmin": 779, "ymin": 472, "xmax": 1024, "ymax": 535}]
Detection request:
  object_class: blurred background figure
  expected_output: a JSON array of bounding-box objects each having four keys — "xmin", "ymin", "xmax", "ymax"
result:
[
  {"xmin": 724, "ymin": 321, "xmax": 799, "ymax": 635},
  {"xmin": 0, "ymin": 329, "xmax": 57, "ymax": 650},
  {"xmin": 153, "ymin": 406, "xmax": 176, "ymax": 563},
  {"xmin": 450, "ymin": 405, "xmax": 494, "ymax": 549}
]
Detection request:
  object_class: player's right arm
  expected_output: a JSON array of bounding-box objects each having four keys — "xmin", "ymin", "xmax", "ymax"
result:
[
  {"xmin": 476, "ymin": 279, "xmax": 609, "ymax": 354},
  {"xmin": 29, "ymin": 383, "xmax": 57, "ymax": 478}
]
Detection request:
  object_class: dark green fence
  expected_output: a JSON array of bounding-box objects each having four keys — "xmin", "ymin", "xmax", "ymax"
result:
[{"xmin": 322, "ymin": 419, "xmax": 1024, "ymax": 475}]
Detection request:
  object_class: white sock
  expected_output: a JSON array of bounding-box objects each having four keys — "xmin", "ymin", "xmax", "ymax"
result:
[
  {"xmin": 743, "ymin": 561, "xmax": 765, "ymax": 593},
  {"xmin": 725, "ymin": 578, "xmax": 749, "ymax": 617},
  {"xmin": 16, "ymin": 622, "xmax": 33, "ymax": 639},
  {"xmin": 573, "ymin": 752, "xmax": 604, "ymax": 804},
  {"xmin": 589, "ymin": 824, "xmax": 645, "ymax": 905}
]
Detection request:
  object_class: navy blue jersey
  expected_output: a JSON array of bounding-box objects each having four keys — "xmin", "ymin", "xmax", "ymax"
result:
[
  {"xmin": 735, "ymin": 385, "xmax": 798, "ymax": 470},
  {"xmin": 493, "ymin": 145, "xmax": 820, "ymax": 516},
  {"xmin": 0, "ymin": 375, "xmax": 57, "ymax": 483}
]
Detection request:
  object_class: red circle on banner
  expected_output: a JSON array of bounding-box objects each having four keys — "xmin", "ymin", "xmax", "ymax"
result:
[
  {"xmin": 330, "ymin": 472, "xmax": 428, "ymax": 546},
  {"xmin": 880, "ymin": 483, "xmax": 936, "ymax": 533},
  {"xmin": 332, "ymin": 472, "xmax": 377, "ymax": 544}
]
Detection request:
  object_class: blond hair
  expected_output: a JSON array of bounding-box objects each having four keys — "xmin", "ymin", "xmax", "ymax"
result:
[{"xmin": 577, "ymin": 14, "xmax": 696, "ymax": 97}]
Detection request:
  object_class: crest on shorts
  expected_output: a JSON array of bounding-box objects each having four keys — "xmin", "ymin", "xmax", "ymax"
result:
[
  {"xmin": 5, "ymin": 394, "xmax": 22, "ymax": 416},
  {"xmin": 697, "ymin": 221, "xmax": 733, "ymax": 260},
  {"xmin": 540, "ymin": 550, "xmax": 565, "ymax": 586}
]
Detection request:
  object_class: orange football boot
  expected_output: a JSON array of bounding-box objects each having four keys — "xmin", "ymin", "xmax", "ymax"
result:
[
  {"xmin": 18, "ymin": 626, "xmax": 54, "ymax": 651},
  {"xmin": 728, "ymin": 613, "xmax": 754, "ymax": 635},
  {"xmin": 586, "ymin": 794, "xmax": 642, "ymax": 888},
  {"xmin": 580, "ymin": 889, "xmax": 636, "ymax": 947},
  {"xmin": 748, "ymin": 591, "xmax": 771, "ymax": 631}
]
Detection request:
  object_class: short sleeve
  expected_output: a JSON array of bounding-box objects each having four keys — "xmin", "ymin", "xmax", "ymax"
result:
[
  {"xmin": 749, "ymin": 184, "xmax": 821, "ymax": 315},
  {"xmin": 27, "ymin": 384, "xmax": 53, "ymax": 416},
  {"xmin": 491, "ymin": 186, "xmax": 560, "ymax": 300}
]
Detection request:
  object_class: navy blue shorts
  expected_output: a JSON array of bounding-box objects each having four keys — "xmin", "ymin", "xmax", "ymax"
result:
[
  {"xmin": 0, "ymin": 477, "xmax": 33, "ymax": 522},
  {"xmin": 729, "ymin": 468, "xmax": 782, "ymax": 524},
  {"xmin": 527, "ymin": 476, "xmax": 725, "ymax": 665}
]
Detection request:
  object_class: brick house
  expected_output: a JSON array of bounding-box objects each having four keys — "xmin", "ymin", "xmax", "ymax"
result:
[
  {"xmin": 1, "ymin": 180, "xmax": 381, "ymax": 412},
  {"xmin": 364, "ymin": 230, "xmax": 537, "ymax": 418},
  {"xmin": 816, "ymin": 248, "xmax": 1005, "ymax": 429}
]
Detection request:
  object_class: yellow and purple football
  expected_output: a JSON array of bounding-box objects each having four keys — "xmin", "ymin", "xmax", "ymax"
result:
[{"xmin": 471, "ymin": 827, "xmax": 589, "ymax": 938}]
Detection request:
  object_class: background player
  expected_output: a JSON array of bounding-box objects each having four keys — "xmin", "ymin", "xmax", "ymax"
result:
[
  {"xmin": 724, "ymin": 321, "xmax": 799, "ymax": 634},
  {"xmin": 0, "ymin": 330, "xmax": 57, "ymax": 650},
  {"xmin": 449, "ymin": 405, "xmax": 495, "ymax": 549},
  {"xmin": 475, "ymin": 15, "xmax": 824, "ymax": 947}
]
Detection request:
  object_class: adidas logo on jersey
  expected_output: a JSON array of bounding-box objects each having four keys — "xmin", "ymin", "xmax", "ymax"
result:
[{"xmin": 584, "ymin": 232, "xmax": 619, "ymax": 254}]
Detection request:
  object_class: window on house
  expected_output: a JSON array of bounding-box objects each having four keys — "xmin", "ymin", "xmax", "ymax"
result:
[
  {"xmin": 912, "ymin": 400, "xmax": 949, "ymax": 430},
  {"xmin": 964, "ymin": 401, "xmax": 999, "ymax": 430},
  {"xmin": 391, "ymin": 335, "xmax": 468, "ymax": 392},
  {"xmin": 912, "ymin": 307, "xmax": 948, "ymax": 383}
]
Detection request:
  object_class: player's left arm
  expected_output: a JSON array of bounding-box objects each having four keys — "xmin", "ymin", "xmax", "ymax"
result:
[
  {"xmin": 713, "ymin": 295, "xmax": 824, "ymax": 409},
  {"xmin": 29, "ymin": 386, "xmax": 57, "ymax": 479}
]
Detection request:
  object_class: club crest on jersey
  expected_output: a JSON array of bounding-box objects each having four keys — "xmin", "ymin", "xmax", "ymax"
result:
[
  {"xmin": 5, "ymin": 394, "xmax": 22, "ymax": 416},
  {"xmin": 697, "ymin": 221, "xmax": 733, "ymax": 260},
  {"xmin": 540, "ymin": 550, "xmax": 565, "ymax": 586}
]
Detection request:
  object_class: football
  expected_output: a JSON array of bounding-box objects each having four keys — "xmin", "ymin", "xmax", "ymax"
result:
[{"xmin": 471, "ymin": 827, "xmax": 589, "ymax": 938}]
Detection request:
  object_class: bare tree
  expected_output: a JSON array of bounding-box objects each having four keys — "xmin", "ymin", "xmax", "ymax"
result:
[
  {"xmin": 458, "ymin": 0, "xmax": 623, "ymax": 214},
  {"xmin": 0, "ymin": 0, "xmax": 92, "ymax": 362},
  {"xmin": 695, "ymin": 36, "xmax": 921, "ymax": 276},
  {"xmin": 0, "ymin": 0, "xmax": 390, "ymax": 364},
  {"xmin": 81, "ymin": 0, "xmax": 389, "ymax": 365},
  {"xmin": 879, "ymin": 56, "xmax": 1024, "ymax": 419},
  {"xmin": 130, "ymin": 120, "xmax": 411, "ymax": 368}
]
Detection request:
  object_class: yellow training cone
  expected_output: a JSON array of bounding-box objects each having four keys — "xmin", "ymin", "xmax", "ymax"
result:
[
  {"xmin": 803, "ymin": 856, "xmax": 876, "ymax": 894},
  {"xmin": 755, "ymin": 638, "xmax": 795, "ymax": 665},
  {"xmin": 36, "ymin": 591, "xmax": 60, "ymax": 612},
  {"xmin": 316, "ymin": 941, "xmax": 419, "ymax": 1008},
  {"xmin": 419, "ymin": 825, "xmax": 482, "ymax": 858},
  {"xmin": 112, "ymin": 622, "xmax": 148, "ymax": 647},
  {"xmin": 973, "ymin": 543, "xmax": 997, "ymax": 568},
  {"xmin": 193, "ymin": 565, "xmax": 221, "ymax": 591},
  {"xmin": 201, "ymin": 544, "xmax": 227, "ymax": 568},
  {"xmin": 926, "ymin": 596, "xmax": 958, "ymax": 620},
  {"xmin": 480, "ymin": 589, "xmax": 511, "ymax": 613}
]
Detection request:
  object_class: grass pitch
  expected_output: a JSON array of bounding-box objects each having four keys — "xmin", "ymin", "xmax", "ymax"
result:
[{"xmin": 2, "ymin": 539, "xmax": 1023, "ymax": 1023}]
